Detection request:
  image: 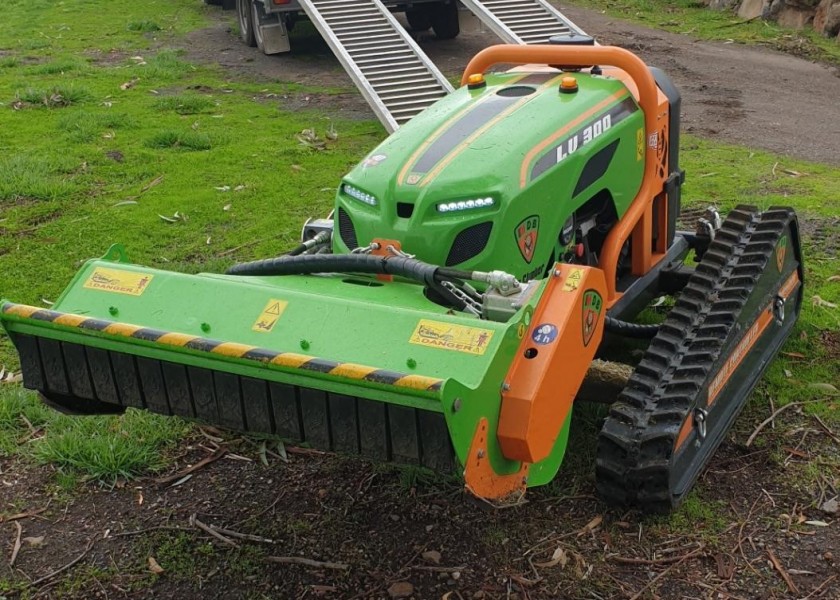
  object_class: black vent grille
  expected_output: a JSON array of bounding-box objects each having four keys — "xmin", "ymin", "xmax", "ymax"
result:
[
  {"xmin": 445, "ymin": 222, "xmax": 493, "ymax": 266},
  {"xmin": 337, "ymin": 207, "xmax": 358, "ymax": 250}
]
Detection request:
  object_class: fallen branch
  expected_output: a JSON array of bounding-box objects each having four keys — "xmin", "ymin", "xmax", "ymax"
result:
[
  {"xmin": 208, "ymin": 524, "xmax": 274, "ymax": 544},
  {"xmin": 746, "ymin": 401, "xmax": 811, "ymax": 447},
  {"xmin": 627, "ymin": 545, "xmax": 705, "ymax": 600},
  {"xmin": 112, "ymin": 525, "xmax": 189, "ymax": 538},
  {"xmin": 767, "ymin": 548, "xmax": 799, "ymax": 595},
  {"xmin": 264, "ymin": 555, "xmax": 350, "ymax": 571},
  {"xmin": 155, "ymin": 447, "xmax": 227, "ymax": 485},
  {"xmin": 813, "ymin": 415, "xmax": 840, "ymax": 445},
  {"xmin": 0, "ymin": 508, "xmax": 46, "ymax": 524},
  {"xmin": 802, "ymin": 574, "xmax": 837, "ymax": 599},
  {"xmin": 9, "ymin": 522, "xmax": 22, "ymax": 567},
  {"xmin": 411, "ymin": 565, "xmax": 467, "ymax": 573},
  {"xmin": 190, "ymin": 514, "xmax": 239, "ymax": 547},
  {"xmin": 30, "ymin": 538, "xmax": 94, "ymax": 587},
  {"xmin": 609, "ymin": 546, "xmax": 702, "ymax": 565}
]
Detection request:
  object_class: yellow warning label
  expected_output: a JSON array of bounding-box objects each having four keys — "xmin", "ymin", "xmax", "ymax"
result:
[
  {"xmin": 251, "ymin": 299, "xmax": 288, "ymax": 333},
  {"xmin": 636, "ymin": 128, "xmax": 645, "ymax": 161},
  {"xmin": 409, "ymin": 319, "xmax": 494, "ymax": 356},
  {"xmin": 562, "ymin": 268, "xmax": 584, "ymax": 292},
  {"xmin": 83, "ymin": 268, "xmax": 153, "ymax": 296}
]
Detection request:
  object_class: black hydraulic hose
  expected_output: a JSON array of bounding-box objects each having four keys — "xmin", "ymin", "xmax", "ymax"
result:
[
  {"xmin": 226, "ymin": 253, "xmax": 441, "ymax": 288},
  {"xmin": 604, "ymin": 316, "xmax": 660, "ymax": 339},
  {"xmin": 286, "ymin": 243, "xmax": 308, "ymax": 257}
]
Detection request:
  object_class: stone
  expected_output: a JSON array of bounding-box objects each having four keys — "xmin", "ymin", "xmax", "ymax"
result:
[
  {"xmin": 739, "ymin": 0, "xmax": 768, "ymax": 19},
  {"xmin": 387, "ymin": 582, "xmax": 414, "ymax": 599}
]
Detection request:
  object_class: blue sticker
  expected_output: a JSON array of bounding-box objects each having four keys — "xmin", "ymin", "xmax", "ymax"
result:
[{"xmin": 532, "ymin": 323, "xmax": 558, "ymax": 345}]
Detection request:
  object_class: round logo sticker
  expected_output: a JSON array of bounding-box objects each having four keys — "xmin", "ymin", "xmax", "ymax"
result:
[{"xmin": 532, "ymin": 323, "xmax": 558, "ymax": 345}]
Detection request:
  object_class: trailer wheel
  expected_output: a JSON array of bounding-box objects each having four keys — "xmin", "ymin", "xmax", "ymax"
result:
[
  {"xmin": 252, "ymin": 0, "xmax": 266, "ymax": 53},
  {"xmin": 236, "ymin": 0, "xmax": 256, "ymax": 47},
  {"xmin": 406, "ymin": 9, "xmax": 432, "ymax": 31},
  {"xmin": 430, "ymin": 1, "xmax": 459, "ymax": 40}
]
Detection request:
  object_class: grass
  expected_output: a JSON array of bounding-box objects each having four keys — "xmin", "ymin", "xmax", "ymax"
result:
[
  {"xmin": 571, "ymin": 0, "xmax": 840, "ymax": 66},
  {"xmin": 13, "ymin": 84, "xmax": 90, "ymax": 107},
  {"xmin": 0, "ymin": 386, "xmax": 190, "ymax": 484},
  {"xmin": 145, "ymin": 129, "xmax": 215, "ymax": 150},
  {"xmin": 154, "ymin": 93, "xmax": 217, "ymax": 114}
]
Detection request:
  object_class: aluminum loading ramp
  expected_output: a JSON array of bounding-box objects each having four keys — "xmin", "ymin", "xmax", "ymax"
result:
[
  {"xmin": 299, "ymin": 0, "xmax": 453, "ymax": 132},
  {"xmin": 460, "ymin": 0, "xmax": 585, "ymax": 45}
]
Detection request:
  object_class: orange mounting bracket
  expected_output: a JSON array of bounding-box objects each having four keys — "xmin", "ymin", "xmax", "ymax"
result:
[
  {"xmin": 463, "ymin": 418, "xmax": 529, "ymax": 505},
  {"xmin": 370, "ymin": 238, "xmax": 403, "ymax": 282}
]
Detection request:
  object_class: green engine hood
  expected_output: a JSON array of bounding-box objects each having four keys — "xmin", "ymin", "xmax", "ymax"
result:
[{"xmin": 334, "ymin": 70, "xmax": 645, "ymax": 281}]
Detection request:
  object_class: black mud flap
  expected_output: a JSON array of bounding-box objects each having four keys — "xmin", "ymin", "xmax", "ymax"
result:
[
  {"xmin": 596, "ymin": 205, "xmax": 803, "ymax": 513},
  {"xmin": 11, "ymin": 335, "xmax": 456, "ymax": 472}
]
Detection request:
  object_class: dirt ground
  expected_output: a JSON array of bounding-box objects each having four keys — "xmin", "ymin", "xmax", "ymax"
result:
[
  {"xmin": 181, "ymin": 4, "xmax": 840, "ymax": 165},
  {"xmin": 2, "ymin": 5, "xmax": 840, "ymax": 600}
]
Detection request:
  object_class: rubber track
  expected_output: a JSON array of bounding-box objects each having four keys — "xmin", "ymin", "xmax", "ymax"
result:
[{"xmin": 596, "ymin": 205, "xmax": 791, "ymax": 513}]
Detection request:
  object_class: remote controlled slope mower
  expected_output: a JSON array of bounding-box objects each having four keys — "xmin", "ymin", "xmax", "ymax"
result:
[{"xmin": 0, "ymin": 44, "xmax": 803, "ymax": 512}]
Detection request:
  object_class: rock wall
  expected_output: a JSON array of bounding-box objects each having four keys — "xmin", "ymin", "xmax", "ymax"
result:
[{"xmin": 717, "ymin": 0, "xmax": 840, "ymax": 39}]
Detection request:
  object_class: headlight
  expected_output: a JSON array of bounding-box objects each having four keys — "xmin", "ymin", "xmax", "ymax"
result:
[
  {"xmin": 437, "ymin": 197, "xmax": 494, "ymax": 213},
  {"xmin": 343, "ymin": 184, "xmax": 378, "ymax": 206}
]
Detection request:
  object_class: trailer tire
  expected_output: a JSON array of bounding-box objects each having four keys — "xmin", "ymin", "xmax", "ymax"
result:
[
  {"xmin": 237, "ymin": 0, "xmax": 257, "ymax": 47},
  {"xmin": 252, "ymin": 0, "xmax": 266, "ymax": 53},
  {"xmin": 406, "ymin": 9, "xmax": 432, "ymax": 31},
  {"xmin": 430, "ymin": 1, "xmax": 459, "ymax": 40}
]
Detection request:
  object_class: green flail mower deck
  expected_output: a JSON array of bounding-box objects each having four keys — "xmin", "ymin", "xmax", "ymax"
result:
[{"xmin": 0, "ymin": 247, "xmax": 575, "ymax": 489}]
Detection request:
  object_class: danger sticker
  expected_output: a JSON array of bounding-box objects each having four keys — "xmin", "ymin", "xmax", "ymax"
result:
[
  {"xmin": 252, "ymin": 299, "xmax": 288, "ymax": 333},
  {"xmin": 409, "ymin": 319, "xmax": 494, "ymax": 355},
  {"xmin": 562, "ymin": 268, "xmax": 584, "ymax": 292},
  {"xmin": 83, "ymin": 268, "xmax": 153, "ymax": 296}
]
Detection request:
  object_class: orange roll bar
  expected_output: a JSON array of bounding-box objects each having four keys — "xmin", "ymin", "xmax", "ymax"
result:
[{"xmin": 461, "ymin": 45, "xmax": 661, "ymax": 305}]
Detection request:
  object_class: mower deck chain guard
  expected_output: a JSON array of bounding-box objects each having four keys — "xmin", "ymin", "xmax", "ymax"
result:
[
  {"xmin": 596, "ymin": 205, "xmax": 803, "ymax": 513},
  {"xmin": 12, "ymin": 335, "xmax": 456, "ymax": 472}
]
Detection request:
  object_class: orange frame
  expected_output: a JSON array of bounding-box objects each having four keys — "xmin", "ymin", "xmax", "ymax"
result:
[{"xmin": 461, "ymin": 45, "xmax": 668, "ymax": 307}]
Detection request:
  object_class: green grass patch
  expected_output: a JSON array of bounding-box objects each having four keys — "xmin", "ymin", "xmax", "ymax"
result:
[
  {"xmin": 571, "ymin": 0, "xmax": 840, "ymax": 66},
  {"xmin": 13, "ymin": 84, "xmax": 90, "ymax": 107},
  {"xmin": 35, "ymin": 408, "xmax": 191, "ymax": 482},
  {"xmin": 127, "ymin": 19, "xmax": 162, "ymax": 32},
  {"xmin": 57, "ymin": 110, "xmax": 136, "ymax": 143},
  {"xmin": 145, "ymin": 129, "xmax": 214, "ymax": 150},
  {"xmin": 0, "ymin": 154, "xmax": 78, "ymax": 202},
  {"xmin": 28, "ymin": 57, "xmax": 88, "ymax": 75},
  {"xmin": 154, "ymin": 93, "xmax": 216, "ymax": 114},
  {"xmin": 0, "ymin": 386, "xmax": 191, "ymax": 483}
]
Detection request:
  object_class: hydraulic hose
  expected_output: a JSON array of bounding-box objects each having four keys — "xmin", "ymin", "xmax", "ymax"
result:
[
  {"xmin": 604, "ymin": 316, "xmax": 660, "ymax": 339},
  {"xmin": 226, "ymin": 253, "xmax": 439, "ymax": 288}
]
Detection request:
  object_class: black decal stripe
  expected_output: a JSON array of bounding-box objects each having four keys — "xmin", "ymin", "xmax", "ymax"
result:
[
  {"xmin": 243, "ymin": 348, "xmax": 280, "ymax": 362},
  {"xmin": 573, "ymin": 139, "xmax": 620, "ymax": 197},
  {"xmin": 132, "ymin": 328, "xmax": 168, "ymax": 342},
  {"xmin": 80, "ymin": 319, "xmax": 111, "ymax": 332},
  {"xmin": 411, "ymin": 95, "xmax": 521, "ymax": 175},
  {"xmin": 517, "ymin": 73, "xmax": 559, "ymax": 86},
  {"xmin": 31, "ymin": 310, "xmax": 61, "ymax": 322},
  {"xmin": 185, "ymin": 338, "xmax": 222, "ymax": 353},
  {"xmin": 299, "ymin": 358, "xmax": 340, "ymax": 374},
  {"xmin": 530, "ymin": 97, "xmax": 637, "ymax": 182},
  {"xmin": 363, "ymin": 370, "xmax": 404, "ymax": 386}
]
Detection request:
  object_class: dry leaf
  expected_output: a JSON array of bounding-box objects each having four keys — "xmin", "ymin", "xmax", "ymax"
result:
[
  {"xmin": 113, "ymin": 200, "xmax": 138, "ymax": 207},
  {"xmin": 387, "ymin": 581, "xmax": 414, "ymax": 599},
  {"xmin": 234, "ymin": 185, "xmax": 246, "ymax": 191},
  {"xmin": 148, "ymin": 556, "xmax": 165, "ymax": 574},
  {"xmin": 579, "ymin": 515, "xmax": 603, "ymax": 535},
  {"xmin": 808, "ymin": 383, "xmax": 839, "ymax": 394},
  {"xmin": 120, "ymin": 78, "xmax": 139, "ymax": 91},
  {"xmin": 23, "ymin": 536, "xmax": 45, "ymax": 547},
  {"xmin": 827, "ymin": 275, "xmax": 840, "ymax": 282},
  {"xmin": 804, "ymin": 520, "xmax": 829, "ymax": 527},
  {"xmin": 781, "ymin": 352, "xmax": 806, "ymax": 359},
  {"xmin": 421, "ymin": 550, "xmax": 441, "ymax": 565},
  {"xmin": 534, "ymin": 547, "xmax": 568, "ymax": 569},
  {"xmin": 812, "ymin": 295, "xmax": 838, "ymax": 308},
  {"xmin": 223, "ymin": 203, "xmax": 232, "ymax": 211},
  {"xmin": 215, "ymin": 185, "xmax": 231, "ymax": 192}
]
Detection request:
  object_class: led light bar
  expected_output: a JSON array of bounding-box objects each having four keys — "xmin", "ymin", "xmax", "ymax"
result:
[
  {"xmin": 437, "ymin": 197, "xmax": 494, "ymax": 213},
  {"xmin": 343, "ymin": 184, "xmax": 378, "ymax": 206}
]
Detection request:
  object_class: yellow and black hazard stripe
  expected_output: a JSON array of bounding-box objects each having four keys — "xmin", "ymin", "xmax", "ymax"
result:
[{"xmin": 1, "ymin": 302, "xmax": 443, "ymax": 393}]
